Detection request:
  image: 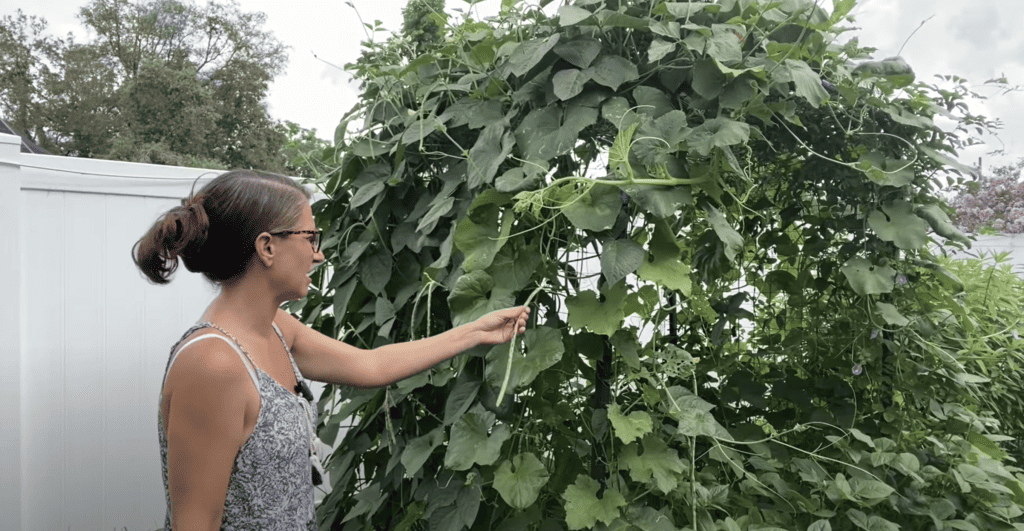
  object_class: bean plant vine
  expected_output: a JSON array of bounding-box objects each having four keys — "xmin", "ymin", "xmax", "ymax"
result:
[{"xmin": 287, "ymin": 0, "xmax": 1024, "ymax": 530}]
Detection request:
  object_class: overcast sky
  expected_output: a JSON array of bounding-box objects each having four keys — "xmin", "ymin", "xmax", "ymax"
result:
[{"xmin": 7, "ymin": 0, "xmax": 1023, "ymax": 172}]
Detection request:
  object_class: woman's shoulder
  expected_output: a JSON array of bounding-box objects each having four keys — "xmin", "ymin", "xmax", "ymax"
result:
[
  {"xmin": 273, "ymin": 309, "xmax": 302, "ymax": 349},
  {"xmin": 167, "ymin": 328, "xmax": 255, "ymax": 387}
]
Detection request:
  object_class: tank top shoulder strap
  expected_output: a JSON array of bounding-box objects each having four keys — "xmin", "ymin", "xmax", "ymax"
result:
[
  {"xmin": 271, "ymin": 321, "xmax": 304, "ymax": 382},
  {"xmin": 163, "ymin": 326, "xmax": 260, "ymax": 392}
]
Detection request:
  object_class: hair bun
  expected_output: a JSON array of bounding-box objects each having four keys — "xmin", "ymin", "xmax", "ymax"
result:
[{"xmin": 161, "ymin": 198, "xmax": 210, "ymax": 260}]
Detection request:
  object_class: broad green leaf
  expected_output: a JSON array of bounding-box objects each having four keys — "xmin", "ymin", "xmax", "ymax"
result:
[
  {"xmin": 493, "ymin": 453, "xmax": 549, "ymax": 509},
  {"xmin": 402, "ymin": 115, "xmax": 443, "ymax": 145},
  {"xmin": 692, "ymin": 58, "xmax": 726, "ymax": 100},
  {"xmin": 916, "ymin": 203, "xmax": 970, "ymax": 246},
  {"xmin": 675, "ymin": 408, "xmax": 729, "ymax": 439},
  {"xmin": 651, "ymin": 20, "xmax": 681, "ymax": 39},
  {"xmin": 444, "ymin": 404, "xmax": 511, "ymax": 470},
  {"xmin": 558, "ymin": 5, "xmax": 593, "ymax": 26},
  {"xmin": 596, "ymin": 11, "xmax": 648, "ymax": 29},
  {"xmin": 867, "ymin": 200, "xmax": 929, "ymax": 250},
  {"xmin": 656, "ymin": 2, "xmax": 710, "ymax": 19},
  {"xmin": 589, "ymin": 55, "xmax": 639, "ymax": 91},
  {"xmin": 488, "ymin": 239, "xmax": 543, "ymax": 291},
  {"xmin": 705, "ymin": 205, "xmax": 744, "ymax": 263},
  {"xmin": 553, "ymin": 68, "xmax": 589, "ymax": 101},
  {"xmin": 648, "ymin": 39, "xmax": 675, "ymax": 62},
  {"xmin": 508, "ymin": 35, "xmax": 560, "ymax": 77},
  {"xmin": 720, "ymin": 77, "xmax": 758, "ymax": 109},
  {"xmin": 393, "ymin": 502, "xmax": 425, "ymax": 531},
  {"xmin": 608, "ymin": 402, "xmax": 653, "ymax": 444},
  {"xmin": 956, "ymin": 463, "xmax": 987, "ymax": 483},
  {"xmin": 484, "ymin": 326, "xmax": 565, "ymax": 390},
  {"xmin": 600, "ymin": 239, "xmax": 645, "ymax": 285},
  {"xmin": 360, "ymin": 247, "xmax": 392, "ymax": 294},
  {"xmin": 454, "ymin": 204, "xmax": 514, "ymax": 271},
  {"xmin": 967, "ymin": 431, "xmax": 1007, "ymax": 460},
  {"xmin": 630, "ymin": 507, "xmax": 678, "ymax": 531},
  {"xmin": 609, "ymin": 122, "xmax": 639, "ymax": 179},
  {"xmin": 857, "ymin": 151, "xmax": 915, "ymax": 186},
  {"xmin": 687, "ymin": 118, "xmax": 750, "ymax": 156},
  {"xmin": 893, "ymin": 453, "xmax": 920, "ymax": 475},
  {"xmin": 622, "ymin": 185, "xmax": 692, "ymax": 218},
  {"xmin": 875, "ymin": 302, "xmax": 909, "ymax": 327},
  {"xmin": 928, "ymin": 499, "xmax": 956, "ymax": 521},
  {"xmin": 850, "ymin": 477, "xmax": 894, "ymax": 500},
  {"xmin": 637, "ymin": 255, "xmax": 692, "ymax": 295},
  {"xmin": 808, "ymin": 520, "xmax": 832, "ymax": 531},
  {"xmin": 448, "ymin": 270, "xmax": 516, "ymax": 326},
  {"xmin": 495, "ymin": 166, "xmax": 542, "ymax": 193},
  {"xmin": 773, "ymin": 59, "xmax": 829, "ymax": 108},
  {"xmin": 554, "ymin": 37, "xmax": 602, "ymax": 68},
  {"xmin": 919, "ymin": 145, "xmax": 979, "ymax": 177},
  {"xmin": 417, "ymin": 196, "xmax": 455, "ymax": 234},
  {"xmin": 562, "ymin": 184, "xmax": 621, "ymax": 232},
  {"xmin": 841, "ymin": 257, "xmax": 895, "ymax": 296},
  {"xmin": 350, "ymin": 180, "xmax": 385, "ymax": 208},
  {"xmin": 442, "ymin": 98, "xmax": 505, "ymax": 130},
  {"xmin": 428, "ymin": 485, "xmax": 481, "ymax": 531},
  {"xmin": 618, "ymin": 436, "xmax": 686, "ymax": 493},
  {"xmin": 882, "ymin": 104, "xmax": 935, "ymax": 130},
  {"xmin": 342, "ymin": 483, "xmax": 383, "ymax": 522},
  {"xmin": 854, "ymin": 56, "xmax": 915, "ymax": 87},
  {"xmin": 401, "ymin": 427, "xmax": 443, "ymax": 477},
  {"xmin": 514, "ymin": 105, "xmax": 597, "ymax": 161},
  {"xmin": 565, "ymin": 280, "xmax": 627, "ymax": 336},
  {"xmin": 347, "ymin": 137, "xmax": 392, "ymax": 157},
  {"xmin": 704, "ymin": 25, "xmax": 744, "ymax": 64},
  {"xmin": 514, "ymin": 107, "xmax": 562, "ymax": 160},
  {"xmin": 562, "ymin": 475, "xmax": 626, "ymax": 530},
  {"xmin": 468, "ymin": 124, "xmax": 514, "ymax": 188},
  {"xmin": 444, "ymin": 378, "xmax": 481, "ymax": 425},
  {"xmin": 602, "ymin": 96, "xmax": 639, "ymax": 130},
  {"xmin": 611, "ymin": 329, "xmax": 642, "ymax": 369},
  {"xmin": 634, "ymin": 86, "xmax": 673, "ymax": 119}
]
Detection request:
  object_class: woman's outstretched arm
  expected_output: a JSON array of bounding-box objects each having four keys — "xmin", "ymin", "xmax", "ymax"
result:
[{"xmin": 278, "ymin": 306, "xmax": 530, "ymax": 388}]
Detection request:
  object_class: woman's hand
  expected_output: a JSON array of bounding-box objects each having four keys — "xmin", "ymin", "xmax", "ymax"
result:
[{"xmin": 474, "ymin": 306, "xmax": 531, "ymax": 346}]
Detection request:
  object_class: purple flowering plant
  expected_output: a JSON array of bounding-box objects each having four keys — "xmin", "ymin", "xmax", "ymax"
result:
[{"xmin": 950, "ymin": 159, "xmax": 1024, "ymax": 233}]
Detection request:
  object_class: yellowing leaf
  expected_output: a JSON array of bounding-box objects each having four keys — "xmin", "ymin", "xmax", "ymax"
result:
[
  {"xmin": 608, "ymin": 402, "xmax": 653, "ymax": 444},
  {"xmin": 562, "ymin": 475, "xmax": 626, "ymax": 530}
]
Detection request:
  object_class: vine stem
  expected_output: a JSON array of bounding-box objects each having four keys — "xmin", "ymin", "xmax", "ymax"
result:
[{"xmin": 496, "ymin": 278, "xmax": 548, "ymax": 407}]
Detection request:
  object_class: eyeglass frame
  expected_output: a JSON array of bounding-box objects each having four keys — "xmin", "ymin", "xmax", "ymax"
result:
[{"xmin": 269, "ymin": 229, "xmax": 322, "ymax": 253}]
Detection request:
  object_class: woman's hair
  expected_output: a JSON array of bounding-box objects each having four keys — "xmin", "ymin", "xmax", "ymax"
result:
[{"xmin": 133, "ymin": 169, "xmax": 312, "ymax": 284}]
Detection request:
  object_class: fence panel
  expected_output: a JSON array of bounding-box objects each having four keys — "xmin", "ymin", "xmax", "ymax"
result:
[{"xmin": 4, "ymin": 136, "xmax": 219, "ymax": 530}]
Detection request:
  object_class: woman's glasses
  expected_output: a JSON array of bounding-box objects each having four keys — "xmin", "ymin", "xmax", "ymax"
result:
[{"xmin": 270, "ymin": 229, "xmax": 322, "ymax": 253}]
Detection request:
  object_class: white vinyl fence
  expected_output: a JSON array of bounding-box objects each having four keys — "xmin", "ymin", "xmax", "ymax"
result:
[
  {"xmin": 954, "ymin": 233, "xmax": 1024, "ymax": 273},
  {"xmin": 0, "ymin": 133, "xmax": 224, "ymax": 530}
]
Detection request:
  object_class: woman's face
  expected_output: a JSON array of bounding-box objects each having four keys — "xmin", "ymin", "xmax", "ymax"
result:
[{"xmin": 274, "ymin": 203, "xmax": 324, "ymax": 300}]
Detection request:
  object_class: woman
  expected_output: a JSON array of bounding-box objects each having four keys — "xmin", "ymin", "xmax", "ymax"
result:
[{"xmin": 133, "ymin": 169, "xmax": 530, "ymax": 531}]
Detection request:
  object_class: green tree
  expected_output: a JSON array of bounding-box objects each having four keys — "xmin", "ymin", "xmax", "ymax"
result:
[
  {"xmin": 297, "ymin": 1, "xmax": 1024, "ymax": 530},
  {"xmin": 402, "ymin": 0, "xmax": 446, "ymax": 54},
  {"xmin": 0, "ymin": 0, "xmax": 290, "ymax": 169}
]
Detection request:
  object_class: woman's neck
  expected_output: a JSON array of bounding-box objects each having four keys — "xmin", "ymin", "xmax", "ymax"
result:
[{"xmin": 201, "ymin": 277, "xmax": 281, "ymax": 338}]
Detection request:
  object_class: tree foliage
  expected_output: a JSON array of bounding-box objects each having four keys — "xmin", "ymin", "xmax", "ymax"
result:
[
  {"xmin": 293, "ymin": 1, "xmax": 1024, "ymax": 530},
  {"xmin": 950, "ymin": 159, "xmax": 1024, "ymax": 233},
  {"xmin": 0, "ymin": 0, "xmax": 291, "ymax": 169}
]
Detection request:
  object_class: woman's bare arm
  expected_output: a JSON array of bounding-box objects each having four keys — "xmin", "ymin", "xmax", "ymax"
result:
[
  {"xmin": 277, "ymin": 306, "xmax": 530, "ymax": 388},
  {"xmin": 164, "ymin": 342, "xmax": 253, "ymax": 531}
]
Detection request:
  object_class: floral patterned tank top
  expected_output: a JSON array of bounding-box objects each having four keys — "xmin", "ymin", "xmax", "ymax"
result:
[{"xmin": 158, "ymin": 322, "xmax": 317, "ymax": 530}]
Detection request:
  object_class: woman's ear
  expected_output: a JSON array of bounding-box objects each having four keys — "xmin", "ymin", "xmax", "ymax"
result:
[{"xmin": 254, "ymin": 232, "xmax": 275, "ymax": 267}]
